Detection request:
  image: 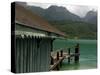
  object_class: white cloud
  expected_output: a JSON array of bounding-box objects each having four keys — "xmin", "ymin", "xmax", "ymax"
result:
[
  {"xmin": 66, "ymin": 5, "xmax": 97, "ymax": 17},
  {"xmin": 27, "ymin": 2, "xmax": 51, "ymax": 9}
]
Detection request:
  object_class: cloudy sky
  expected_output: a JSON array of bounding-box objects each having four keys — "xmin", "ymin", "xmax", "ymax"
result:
[{"xmin": 27, "ymin": 2, "xmax": 97, "ymax": 18}]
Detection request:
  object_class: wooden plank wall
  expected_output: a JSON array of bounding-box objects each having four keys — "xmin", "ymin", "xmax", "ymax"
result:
[{"xmin": 15, "ymin": 36, "xmax": 52, "ymax": 73}]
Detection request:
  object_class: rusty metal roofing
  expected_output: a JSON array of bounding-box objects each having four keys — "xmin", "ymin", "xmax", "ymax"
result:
[{"xmin": 15, "ymin": 3, "xmax": 66, "ymax": 37}]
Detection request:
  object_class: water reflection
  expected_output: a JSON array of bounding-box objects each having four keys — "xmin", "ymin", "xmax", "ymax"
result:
[{"xmin": 60, "ymin": 59, "xmax": 80, "ymax": 70}]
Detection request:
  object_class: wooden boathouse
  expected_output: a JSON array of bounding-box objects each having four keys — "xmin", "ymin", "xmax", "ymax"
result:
[{"xmin": 11, "ymin": 2, "xmax": 66, "ymax": 73}]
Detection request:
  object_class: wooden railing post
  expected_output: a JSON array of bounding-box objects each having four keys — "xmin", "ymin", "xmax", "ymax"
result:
[
  {"xmin": 51, "ymin": 56, "xmax": 54, "ymax": 65},
  {"xmin": 60, "ymin": 50, "xmax": 63, "ymax": 67},
  {"xmin": 60, "ymin": 50, "xmax": 63, "ymax": 57},
  {"xmin": 57, "ymin": 52, "xmax": 59, "ymax": 60},
  {"xmin": 56, "ymin": 52, "xmax": 60, "ymax": 70},
  {"xmin": 74, "ymin": 43, "xmax": 80, "ymax": 63},
  {"xmin": 68, "ymin": 48, "xmax": 71, "ymax": 63},
  {"xmin": 56, "ymin": 64, "xmax": 60, "ymax": 70}
]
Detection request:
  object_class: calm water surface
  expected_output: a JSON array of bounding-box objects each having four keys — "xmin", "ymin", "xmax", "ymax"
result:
[{"xmin": 53, "ymin": 39, "xmax": 97, "ymax": 70}]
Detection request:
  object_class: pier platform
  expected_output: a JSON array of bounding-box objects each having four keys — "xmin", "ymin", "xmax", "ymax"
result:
[{"xmin": 50, "ymin": 44, "xmax": 80, "ymax": 70}]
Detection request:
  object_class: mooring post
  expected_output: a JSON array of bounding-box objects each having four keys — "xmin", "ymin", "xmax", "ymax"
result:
[
  {"xmin": 51, "ymin": 56, "xmax": 54, "ymax": 65},
  {"xmin": 57, "ymin": 52, "xmax": 59, "ymax": 60},
  {"xmin": 56, "ymin": 52, "xmax": 60, "ymax": 70},
  {"xmin": 60, "ymin": 50, "xmax": 63, "ymax": 67},
  {"xmin": 60, "ymin": 50, "xmax": 63, "ymax": 57},
  {"xmin": 74, "ymin": 43, "xmax": 80, "ymax": 63},
  {"xmin": 68, "ymin": 48, "xmax": 71, "ymax": 63},
  {"xmin": 60, "ymin": 61, "xmax": 62, "ymax": 67},
  {"xmin": 56, "ymin": 64, "xmax": 60, "ymax": 70}
]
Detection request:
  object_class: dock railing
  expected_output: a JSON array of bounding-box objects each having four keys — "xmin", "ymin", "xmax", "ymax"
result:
[{"xmin": 50, "ymin": 43, "xmax": 80, "ymax": 71}]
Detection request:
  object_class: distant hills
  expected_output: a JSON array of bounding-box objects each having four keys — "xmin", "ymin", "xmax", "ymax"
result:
[
  {"xmin": 83, "ymin": 10, "xmax": 97, "ymax": 24},
  {"xmin": 26, "ymin": 5, "xmax": 97, "ymax": 24},
  {"xmin": 22, "ymin": 4, "xmax": 97, "ymax": 39},
  {"xmin": 43, "ymin": 5, "xmax": 82, "ymax": 21},
  {"xmin": 49, "ymin": 20, "xmax": 97, "ymax": 39},
  {"xmin": 26, "ymin": 5, "xmax": 81, "ymax": 21}
]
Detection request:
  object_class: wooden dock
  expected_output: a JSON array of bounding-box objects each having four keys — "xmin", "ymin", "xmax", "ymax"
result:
[{"xmin": 50, "ymin": 43, "xmax": 80, "ymax": 71}]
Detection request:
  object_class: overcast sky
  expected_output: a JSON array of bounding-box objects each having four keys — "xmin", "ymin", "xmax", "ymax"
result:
[{"xmin": 27, "ymin": 2, "xmax": 97, "ymax": 18}]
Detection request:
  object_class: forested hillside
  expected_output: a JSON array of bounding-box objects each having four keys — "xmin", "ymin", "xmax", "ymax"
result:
[{"xmin": 48, "ymin": 20, "xmax": 97, "ymax": 39}]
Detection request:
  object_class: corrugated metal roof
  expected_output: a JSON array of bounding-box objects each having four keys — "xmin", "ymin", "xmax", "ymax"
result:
[
  {"xmin": 15, "ymin": 31, "xmax": 64, "ymax": 39},
  {"xmin": 15, "ymin": 3, "xmax": 66, "ymax": 37},
  {"xmin": 15, "ymin": 31, "xmax": 46, "ymax": 37}
]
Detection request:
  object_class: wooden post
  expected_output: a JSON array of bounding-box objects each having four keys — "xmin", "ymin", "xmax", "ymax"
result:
[
  {"xmin": 51, "ymin": 39, "xmax": 55, "ymax": 52},
  {"xmin": 59, "ymin": 50, "xmax": 63, "ymax": 67},
  {"xmin": 60, "ymin": 60, "xmax": 62, "ymax": 67},
  {"xmin": 56, "ymin": 52, "xmax": 60, "ymax": 70},
  {"xmin": 74, "ymin": 43, "xmax": 80, "ymax": 63},
  {"xmin": 51, "ymin": 56, "xmax": 54, "ymax": 65},
  {"xmin": 60, "ymin": 50, "xmax": 63, "ymax": 57},
  {"xmin": 68, "ymin": 48, "xmax": 71, "ymax": 63},
  {"xmin": 57, "ymin": 52, "xmax": 59, "ymax": 60},
  {"xmin": 56, "ymin": 64, "xmax": 60, "ymax": 70}
]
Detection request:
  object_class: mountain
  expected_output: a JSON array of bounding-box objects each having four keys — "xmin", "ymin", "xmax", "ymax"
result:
[
  {"xmin": 20, "ymin": 4, "xmax": 97, "ymax": 25},
  {"xmin": 27, "ymin": 6, "xmax": 45, "ymax": 17},
  {"xmin": 44, "ymin": 6, "xmax": 81, "ymax": 21},
  {"xmin": 83, "ymin": 11, "xmax": 97, "ymax": 24},
  {"xmin": 27, "ymin": 5, "xmax": 97, "ymax": 24},
  {"xmin": 27, "ymin": 5, "xmax": 81, "ymax": 21}
]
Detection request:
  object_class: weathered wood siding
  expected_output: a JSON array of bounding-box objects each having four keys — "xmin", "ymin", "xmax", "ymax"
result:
[{"xmin": 15, "ymin": 36, "xmax": 52, "ymax": 73}]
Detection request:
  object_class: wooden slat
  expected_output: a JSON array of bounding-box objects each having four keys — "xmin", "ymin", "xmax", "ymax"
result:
[{"xmin": 49, "ymin": 57, "xmax": 65, "ymax": 70}]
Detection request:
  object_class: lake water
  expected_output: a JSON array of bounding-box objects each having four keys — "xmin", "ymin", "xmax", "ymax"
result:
[{"xmin": 53, "ymin": 39, "xmax": 97, "ymax": 70}]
